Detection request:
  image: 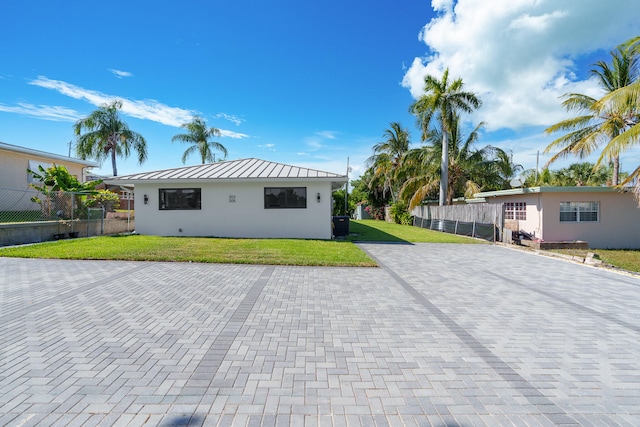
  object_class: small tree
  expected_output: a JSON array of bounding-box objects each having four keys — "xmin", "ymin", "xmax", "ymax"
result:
[
  {"xmin": 28, "ymin": 164, "xmax": 101, "ymax": 219},
  {"xmin": 86, "ymin": 189, "xmax": 121, "ymax": 213}
]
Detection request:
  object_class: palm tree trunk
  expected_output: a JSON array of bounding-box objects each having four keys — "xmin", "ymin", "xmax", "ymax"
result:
[
  {"xmin": 111, "ymin": 148, "xmax": 118, "ymax": 176},
  {"xmin": 612, "ymin": 156, "xmax": 619, "ymax": 186},
  {"xmin": 439, "ymin": 132, "xmax": 448, "ymax": 206}
]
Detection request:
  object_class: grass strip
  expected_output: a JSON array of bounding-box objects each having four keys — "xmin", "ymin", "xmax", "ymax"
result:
[{"xmin": 0, "ymin": 220, "xmax": 482, "ymax": 266}]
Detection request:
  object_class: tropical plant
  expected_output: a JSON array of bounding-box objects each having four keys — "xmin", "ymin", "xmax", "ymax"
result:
[
  {"xmin": 544, "ymin": 44, "xmax": 639, "ymax": 185},
  {"xmin": 410, "ymin": 69, "xmax": 481, "ymax": 205},
  {"xmin": 27, "ymin": 164, "xmax": 101, "ymax": 219},
  {"xmin": 85, "ymin": 189, "xmax": 121, "ymax": 213},
  {"xmin": 74, "ymin": 100, "xmax": 147, "ymax": 177},
  {"xmin": 389, "ymin": 201, "xmax": 413, "ymax": 225},
  {"xmin": 592, "ymin": 37, "xmax": 640, "ymax": 201},
  {"xmin": 522, "ymin": 162, "xmax": 621, "ymax": 187},
  {"xmin": 366, "ymin": 122, "xmax": 411, "ymax": 203},
  {"xmin": 399, "ymin": 116, "xmax": 516, "ymax": 209},
  {"xmin": 172, "ymin": 116, "xmax": 227, "ymax": 164}
]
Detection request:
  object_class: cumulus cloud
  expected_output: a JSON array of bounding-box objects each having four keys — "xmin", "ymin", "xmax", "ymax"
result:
[
  {"xmin": 402, "ymin": 0, "xmax": 639, "ymax": 131},
  {"xmin": 0, "ymin": 102, "xmax": 81, "ymax": 122},
  {"xmin": 26, "ymin": 76, "xmax": 249, "ymax": 138},
  {"xmin": 109, "ymin": 69, "xmax": 133, "ymax": 78}
]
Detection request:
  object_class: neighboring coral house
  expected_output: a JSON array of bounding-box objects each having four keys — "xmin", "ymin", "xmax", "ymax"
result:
[{"xmin": 474, "ymin": 186, "xmax": 640, "ymax": 249}]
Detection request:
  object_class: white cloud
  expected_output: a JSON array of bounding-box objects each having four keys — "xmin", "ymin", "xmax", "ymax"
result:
[
  {"xmin": 315, "ymin": 130, "xmax": 338, "ymax": 139},
  {"xmin": 109, "ymin": 69, "xmax": 133, "ymax": 78},
  {"xmin": 304, "ymin": 138, "xmax": 324, "ymax": 150},
  {"xmin": 403, "ymin": 0, "xmax": 639, "ymax": 131},
  {"xmin": 219, "ymin": 129, "xmax": 249, "ymax": 139},
  {"xmin": 258, "ymin": 143, "xmax": 276, "ymax": 151},
  {"xmin": 26, "ymin": 76, "xmax": 249, "ymax": 138},
  {"xmin": 215, "ymin": 113, "xmax": 244, "ymax": 126},
  {"xmin": 0, "ymin": 102, "xmax": 81, "ymax": 122}
]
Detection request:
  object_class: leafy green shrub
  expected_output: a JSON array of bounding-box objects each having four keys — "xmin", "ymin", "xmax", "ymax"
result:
[
  {"xmin": 389, "ymin": 202, "xmax": 413, "ymax": 225},
  {"xmin": 86, "ymin": 190, "xmax": 121, "ymax": 212}
]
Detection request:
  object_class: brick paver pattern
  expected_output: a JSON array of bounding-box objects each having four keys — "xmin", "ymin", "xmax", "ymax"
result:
[{"xmin": 1, "ymin": 243, "xmax": 639, "ymax": 426}]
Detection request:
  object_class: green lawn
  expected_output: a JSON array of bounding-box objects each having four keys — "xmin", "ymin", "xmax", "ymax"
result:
[
  {"xmin": 0, "ymin": 210, "xmax": 46, "ymax": 223},
  {"xmin": 348, "ymin": 220, "xmax": 486, "ymax": 244},
  {"xmin": 552, "ymin": 248, "xmax": 640, "ymax": 273},
  {"xmin": 0, "ymin": 219, "xmax": 481, "ymax": 266}
]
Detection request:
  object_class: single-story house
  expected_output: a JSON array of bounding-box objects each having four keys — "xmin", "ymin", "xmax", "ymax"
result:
[
  {"xmin": 105, "ymin": 158, "xmax": 347, "ymax": 240},
  {"xmin": 474, "ymin": 186, "xmax": 640, "ymax": 249},
  {"xmin": 0, "ymin": 141, "xmax": 98, "ymax": 210}
]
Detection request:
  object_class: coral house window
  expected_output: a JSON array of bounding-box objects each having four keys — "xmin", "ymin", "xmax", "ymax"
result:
[
  {"xmin": 159, "ymin": 188, "xmax": 201, "ymax": 210},
  {"xmin": 264, "ymin": 187, "xmax": 307, "ymax": 209},
  {"xmin": 560, "ymin": 201, "xmax": 599, "ymax": 222},
  {"xmin": 504, "ymin": 202, "xmax": 526, "ymax": 220}
]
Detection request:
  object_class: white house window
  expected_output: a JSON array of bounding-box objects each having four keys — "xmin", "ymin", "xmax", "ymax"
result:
[
  {"xmin": 559, "ymin": 201, "xmax": 599, "ymax": 222},
  {"xmin": 504, "ymin": 202, "xmax": 526, "ymax": 220},
  {"xmin": 264, "ymin": 187, "xmax": 307, "ymax": 209},
  {"xmin": 159, "ymin": 188, "xmax": 201, "ymax": 210}
]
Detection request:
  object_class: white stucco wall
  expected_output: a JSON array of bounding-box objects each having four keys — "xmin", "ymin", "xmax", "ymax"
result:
[{"xmin": 133, "ymin": 180, "xmax": 335, "ymax": 239}]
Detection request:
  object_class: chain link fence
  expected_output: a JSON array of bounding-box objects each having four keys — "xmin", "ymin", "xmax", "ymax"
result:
[
  {"xmin": 0, "ymin": 187, "xmax": 134, "ymax": 246},
  {"xmin": 1, "ymin": 187, "xmax": 95, "ymax": 222}
]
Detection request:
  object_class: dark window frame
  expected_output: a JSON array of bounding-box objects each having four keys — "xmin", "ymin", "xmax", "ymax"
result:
[
  {"xmin": 159, "ymin": 188, "xmax": 202, "ymax": 210},
  {"xmin": 264, "ymin": 187, "xmax": 307, "ymax": 209}
]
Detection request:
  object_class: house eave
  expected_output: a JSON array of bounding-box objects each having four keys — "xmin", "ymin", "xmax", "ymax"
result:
[
  {"xmin": 474, "ymin": 186, "xmax": 628, "ymax": 199},
  {"xmin": 0, "ymin": 141, "xmax": 99, "ymax": 168},
  {"xmin": 105, "ymin": 176, "xmax": 348, "ymax": 187}
]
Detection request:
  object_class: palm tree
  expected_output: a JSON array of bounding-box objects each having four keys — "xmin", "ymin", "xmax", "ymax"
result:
[
  {"xmin": 544, "ymin": 45, "xmax": 639, "ymax": 185},
  {"xmin": 74, "ymin": 100, "xmax": 147, "ymax": 177},
  {"xmin": 593, "ymin": 37, "xmax": 640, "ymax": 200},
  {"xmin": 399, "ymin": 115, "xmax": 515, "ymax": 209},
  {"xmin": 410, "ymin": 69, "xmax": 481, "ymax": 205},
  {"xmin": 172, "ymin": 116, "xmax": 227, "ymax": 164},
  {"xmin": 366, "ymin": 122, "xmax": 410, "ymax": 203}
]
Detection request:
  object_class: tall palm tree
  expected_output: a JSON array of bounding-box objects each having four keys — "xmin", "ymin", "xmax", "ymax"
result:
[
  {"xmin": 399, "ymin": 116, "xmax": 514, "ymax": 209},
  {"xmin": 544, "ymin": 46, "xmax": 638, "ymax": 185},
  {"xmin": 366, "ymin": 122, "xmax": 410, "ymax": 203},
  {"xmin": 593, "ymin": 36, "xmax": 640, "ymax": 200},
  {"xmin": 410, "ymin": 69, "xmax": 481, "ymax": 205},
  {"xmin": 172, "ymin": 116, "xmax": 227, "ymax": 164},
  {"xmin": 74, "ymin": 100, "xmax": 147, "ymax": 177}
]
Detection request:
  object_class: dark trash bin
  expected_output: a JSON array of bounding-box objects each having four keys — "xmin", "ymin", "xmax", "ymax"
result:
[{"xmin": 332, "ymin": 216, "xmax": 350, "ymax": 238}]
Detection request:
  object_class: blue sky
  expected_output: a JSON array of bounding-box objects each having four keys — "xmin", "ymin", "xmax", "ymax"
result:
[{"xmin": 1, "ymin": 0, "xmax": 639, "ymax": 182}]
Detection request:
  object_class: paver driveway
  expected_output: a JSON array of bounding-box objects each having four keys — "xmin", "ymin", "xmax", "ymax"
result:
[{"xmin": 1, "ymin": 243, "xmax": 639, "ymax": 426}]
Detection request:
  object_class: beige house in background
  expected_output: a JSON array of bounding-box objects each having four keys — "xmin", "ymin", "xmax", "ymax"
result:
[
  {"xmin": 474, "ymin": 186, "xmax": 640, "ymax": 249},
  {"xmin": 0, "ymin": 141, "xmax": 98, "ymax": 210}
]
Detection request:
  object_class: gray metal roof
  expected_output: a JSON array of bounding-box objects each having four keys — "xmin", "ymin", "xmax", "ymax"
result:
[{"xmin": 107, "ymin": 158, "xmax": 347, "ymax": 184}]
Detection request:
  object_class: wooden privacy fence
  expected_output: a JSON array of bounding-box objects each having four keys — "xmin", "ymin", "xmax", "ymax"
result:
[{"xmin": 411, "ymin": 203, "xmax": 503, "ymax": 242}]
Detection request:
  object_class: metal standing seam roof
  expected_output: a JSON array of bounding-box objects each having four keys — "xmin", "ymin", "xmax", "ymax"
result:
[{"xmin": 108, "ymin": 158, "xmax": 347, "ymax": 182}]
